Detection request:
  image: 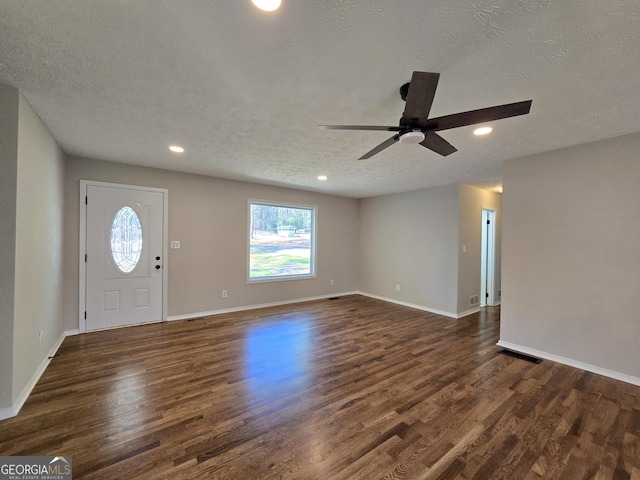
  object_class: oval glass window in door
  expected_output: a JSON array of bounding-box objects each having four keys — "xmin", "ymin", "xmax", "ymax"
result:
[{"xmin": 110, "ymin": 206, "xmax": 143, "ymax": 273}]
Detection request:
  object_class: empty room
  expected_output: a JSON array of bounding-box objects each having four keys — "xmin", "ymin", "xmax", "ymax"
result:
[{"xmin": 1, "ymin": 1, "xmax": 639, "ymax": 479}]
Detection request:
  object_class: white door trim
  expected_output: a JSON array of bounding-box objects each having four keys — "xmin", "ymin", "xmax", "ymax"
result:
[
  {"xmin": 79, "ymin": 180, "xmax": 169, "ymax": 333},
  {"xmin": 481, "ymin": 207, "xmax": 496, "ymax": 307}
]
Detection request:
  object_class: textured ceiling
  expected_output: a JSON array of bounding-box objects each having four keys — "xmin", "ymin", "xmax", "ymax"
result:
[{"xmin": 1, "ymin": 1, "xmax": 639, "ymax": 198}]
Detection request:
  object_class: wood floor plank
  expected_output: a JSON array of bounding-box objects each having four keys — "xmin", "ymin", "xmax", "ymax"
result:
[{"xmin": 1, "ymin": 295, "xmax": 639, "ymax": 479}]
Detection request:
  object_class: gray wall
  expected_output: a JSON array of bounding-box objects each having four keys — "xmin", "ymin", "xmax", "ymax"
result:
[
  {"xmin": 358, "ymin": 183, "xmax": 502, "ymax": 317},
  {"xmin": 63, "ymin": 156, "xmax": 360, "ymax": 330},
  {"xmin": 358, "ymin": 184, "xmax": 460, "ymax": 316},
  {"xmin": 501, "ymin": 132, "xmax": 640, "ymax": 380},
  {"xmin": 13, "ymin": 94, "xmax": 66, "ymax": 399},
  {"xmin": 0, "ymin": 86, "xmax": 19, "ymax": 412},
  {"xmin": 0, "ymin": 87, "xmax": 65, "ymax": 414}
]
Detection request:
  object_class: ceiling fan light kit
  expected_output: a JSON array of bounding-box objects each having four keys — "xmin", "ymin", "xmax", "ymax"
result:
[
  {"xmin": 474, "ymin": 126, "xmax": 493, "ymax": 136},
  {"xmin": 251, "ymin": 0, "xmax": 281, "ymax": 12},
  {"xmin": 321, "ymin": 71, "xmax": 532, "ymax": 160},
  {"xmin": 399, "ymin": 131, "xmax": 425, "ymax": 144}
]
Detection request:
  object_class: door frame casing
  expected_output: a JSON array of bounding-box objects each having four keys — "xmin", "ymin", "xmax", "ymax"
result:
[
  {"xmin": 79, "ymin": 180, "xmax": 169, "ymax": 333},
  {"xmin": 481, "ymin": 207, "xmax": 496, "ymax": 307}
]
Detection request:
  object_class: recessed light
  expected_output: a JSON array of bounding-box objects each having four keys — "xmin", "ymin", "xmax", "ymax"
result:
[
  {"xmin": 473, "ymin": 126, "xmax": 492, "ymax": 136},
  {"xmin": 252, "ymin": 0, "xmax": 281, "ymax": 12},
  {"xmin": 169, "ymin": 145, "xmax": 185, "ymax": 153},
  {"xmin": 317, "ymin": 175, "xmax": 328, "ymax": 181}
]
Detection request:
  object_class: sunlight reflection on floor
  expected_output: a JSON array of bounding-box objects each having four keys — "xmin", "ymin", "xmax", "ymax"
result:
[{"xmin": 243, "ymin": 316, "xmax": 313, "ymax": 404}]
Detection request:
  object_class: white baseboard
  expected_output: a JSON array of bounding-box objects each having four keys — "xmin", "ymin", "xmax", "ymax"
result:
[
  {"xmin": 0, "ymin": 331, "xmax": 67, "ymax": 421},
  {"xmin": 358, "ymin": 292, "xmax": 486, "ymax": 319},
  {"xmin": 457, "ymin": 307, "xmax": 481, "ymax": 318},
  {"xmin": 167, "ymin": 291, "xmax": 359, "ymax": 321},
  {"xmin": 357, "ymin": 292, "xmax": 459, "ymax": 319},
  {"xmin": 496, "ymin": 340, "xmax": 640, "ymax": 387}
]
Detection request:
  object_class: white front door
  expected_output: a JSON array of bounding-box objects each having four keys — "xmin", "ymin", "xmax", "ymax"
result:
[{"xmin": 85, "ymin": 184, "xmax": 165, "ymax": 331}]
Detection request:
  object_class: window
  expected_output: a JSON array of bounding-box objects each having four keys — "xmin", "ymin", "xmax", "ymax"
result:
[
  {"xmin": 110, "ymin": 205, "xmax": 143, "ymax": 273},
  {"xmin": 248, "ymin": 201, "xmax": 316, "ymax": 281}
]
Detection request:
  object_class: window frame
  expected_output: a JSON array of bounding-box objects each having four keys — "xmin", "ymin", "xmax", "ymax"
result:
[{"xmin": 247, "ymin": 199, "xmax": 318, "ymax": 283}]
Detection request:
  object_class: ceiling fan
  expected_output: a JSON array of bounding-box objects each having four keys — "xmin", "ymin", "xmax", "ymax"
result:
[{"xmin": 321, "ymin": 71, "xmax": 532, "ymax": 160}]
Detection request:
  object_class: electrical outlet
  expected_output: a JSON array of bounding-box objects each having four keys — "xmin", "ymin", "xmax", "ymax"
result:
[
  {"xmin": 330, "ymin": 279, "xmax": 335, "ymax": 286},
  {"xmin": 222, "ymin": 289, "xmax": 228, "ymax": 298},
  {"xmin": 39, "ymin": 330, "xmax": 43, "ymax": 346},
  {"xmin": 395, "ymin": 284, "xmax": 401, "ymax": 292},
  {"xmin": 171, "ymin": 240, "xmax": 180, "ymax": 249}
]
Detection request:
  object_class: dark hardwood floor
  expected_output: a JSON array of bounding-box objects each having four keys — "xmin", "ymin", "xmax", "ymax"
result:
[{"xmin": 1, "ymin": 295, "xmax": 639, "ymax": 479}]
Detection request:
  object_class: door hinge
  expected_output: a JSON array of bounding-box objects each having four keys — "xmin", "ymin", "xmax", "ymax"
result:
[
  {"xmin": 85, "ymin": 254, "xmax": 87, "ymax": 262},
  {"xmin": 487, "ymin": 219, "xmax": 490, "ymax": 225},
  {"xmin": 486, "ymin": 292, "xmax": 489, "ymax": 298},
  {"xmin": 85, "ymin": 196, "xmax": 88, "ymax": 205},
  {"xmin": 84, "ymin": 311, "xmax": 87, "ymax": 319}
]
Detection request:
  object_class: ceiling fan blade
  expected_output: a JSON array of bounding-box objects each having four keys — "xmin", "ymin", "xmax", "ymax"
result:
[
  {"xmin": 400, "ymin": 71, "xmax": 440, "ymax": 128},
  {"xmin": 426, "ymin": 100, "xmax": 532, "ymax": 131},
  {"xmin": 358, "ymin": 134, "xmax": 401, "ymax": 160},
  {"xmin": 420, "ymin": 132, "xmax": 457, "ymax": 156},
  {"xmin": 320, "ymin": 125, "xmax": 403, "ymax": 131}
]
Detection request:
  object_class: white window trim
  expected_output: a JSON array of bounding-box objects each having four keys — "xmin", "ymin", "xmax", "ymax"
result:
[{"xmin": 247, "ymin": 199, "xmax": 317, "ymax": 283}]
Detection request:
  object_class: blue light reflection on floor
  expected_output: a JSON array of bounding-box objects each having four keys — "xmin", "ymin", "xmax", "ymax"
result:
[{"xmin": 243, "ymin": 317, "xmax": 312, "ymax": 401}]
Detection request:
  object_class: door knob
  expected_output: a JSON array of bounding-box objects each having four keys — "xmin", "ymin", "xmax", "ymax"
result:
[
  {"xmin": 156, "ymin": 256, "xmax": 161, "ymax": 261},
  {"xmin": 155, "ymin": 265, "xmax": 161, "ymax": 269}
]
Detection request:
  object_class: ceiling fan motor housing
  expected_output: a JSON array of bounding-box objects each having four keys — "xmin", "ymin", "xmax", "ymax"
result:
[{"xmin": 399, "ymin": 82, "xmax": 411, "ymax": 101}]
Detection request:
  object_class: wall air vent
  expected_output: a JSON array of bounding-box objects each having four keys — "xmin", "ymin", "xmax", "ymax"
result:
[{"xmin": 470, "ymin": 295, "xmax": 480, "ymax": 306}]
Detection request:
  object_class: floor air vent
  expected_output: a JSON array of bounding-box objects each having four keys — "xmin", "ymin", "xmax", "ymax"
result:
[{"xmin": 498, "ymin": 349, "xmax": 542, "ymax": 364}]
